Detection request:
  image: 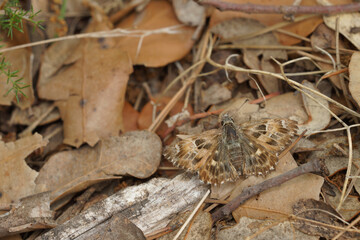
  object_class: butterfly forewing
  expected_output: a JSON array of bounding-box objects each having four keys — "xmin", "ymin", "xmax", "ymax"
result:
[{"xmin": 164, "ymin": 114, "xmax": 298, "ymax": 185}]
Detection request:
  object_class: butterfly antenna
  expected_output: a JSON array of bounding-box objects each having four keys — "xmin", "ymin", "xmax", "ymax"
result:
[{"xmin": 248, "ymin": 74, "xmax": 267, "ymax": 106}]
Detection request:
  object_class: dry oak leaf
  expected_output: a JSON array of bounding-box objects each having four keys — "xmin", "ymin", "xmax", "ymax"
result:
[
  {"xmin": 115, "ymin": 0, "xmax": 196, "ymax": 67},
  {"xmin": 38, "ymin": 40, "xmax": 133, "ymax": 147},
  {"xmin": 35, "ymin": 131, "xmax": 162, "ymax": 202},
  {"xmin": 0, "ymin": 133, "xmax": 47, "ymax": 204}
]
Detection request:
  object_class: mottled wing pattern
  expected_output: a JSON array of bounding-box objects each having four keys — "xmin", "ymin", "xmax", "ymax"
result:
[
  {"xmin": 238, "ymin": 119, "xmax": 298, "ymax": 176},
  {"xmin": 164, "ymin": 115, "xmax": 298, "ymax": 185},
  {"xmin": 163, "ymin": 129, "xmax": 239, "ymax": 185}
]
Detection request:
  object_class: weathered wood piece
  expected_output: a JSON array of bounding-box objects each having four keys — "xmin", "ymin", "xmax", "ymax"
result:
[{"xmin": 36, "ymin": 174, "xmax": 209, "ymax": 239}]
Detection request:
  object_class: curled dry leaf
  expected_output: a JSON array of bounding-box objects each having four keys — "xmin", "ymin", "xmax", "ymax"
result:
[
  {"xmin": 348, "ymin": 51, "xmax": 360, "ymax": 106},
  {"xmin": 230, "ymin": 153, "xmax": 323, "ymax": 221},
  {"xmin": 115, "ymin": 0, "xmax": 196, "ymax": 67},
  {"xmin": 35, "ymin": 131, "xmax": 162, "ymax": 202},
  {"xmin": 0, "ymin": 133, "xmax": 47, "ymax": 204},
  {"xmin": 298, "ymin": 80, "xmax": 331, "ymax": 135}
]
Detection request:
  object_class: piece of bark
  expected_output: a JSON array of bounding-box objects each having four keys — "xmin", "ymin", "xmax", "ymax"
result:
[
  {"xmin": 35, "ymin": 174, "xmax": 209, "ymax": 239},
  {"xmin": 0, "ymin": 192, "xmax": 55, "ymax": 238}
]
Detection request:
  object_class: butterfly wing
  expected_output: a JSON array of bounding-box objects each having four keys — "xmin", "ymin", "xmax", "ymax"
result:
[
  {"xmin": 164, "ymin": 129, "xmax": 239, "ymax": 185},
  {"xmin": 239, "ymin": 119, "xmax": 298, "ymax": 176}
]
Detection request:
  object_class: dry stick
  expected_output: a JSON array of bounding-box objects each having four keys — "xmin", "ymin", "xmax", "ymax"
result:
[
  {"xmin": 173, "ymin": 190, "xmax": 210, "ymax": 240},
  {"xmin": 212, "ymin": 158, "xmax": 325, "ymax": 222},
  {"xmin": 221, "ymin": 14, "xmax": 316, "ymax": 42},
  {"xmin": 197, "ymin": 0, "xmax": 360, "ymax": 14},
  {"xmin": 217, "ymin": 44, "xmax": 355, "ymax": 54},
  {"xmin": 0, "ymin": 25, "xmax": 186, "ymax": 54}
]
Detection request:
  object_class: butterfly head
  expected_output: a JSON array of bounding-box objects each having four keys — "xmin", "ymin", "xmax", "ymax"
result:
[{"xmin": 220, "ymin": 113, "xmax": 234, "ymax": 127}]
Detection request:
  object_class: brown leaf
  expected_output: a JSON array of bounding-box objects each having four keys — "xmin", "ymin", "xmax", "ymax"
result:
[
  {"xmin": 349, "ymin": 51, "xmax": 360, "ymax": 106},
  {"xmin": 293, "ymin": 199, "xmax": 360, "ymax": 239},
  {"xmin": 299, "ymin": 80, "xmax": 331, "ymax": 135},
  {"xmin": 35, "ymin": 131, "xmax": 162, "ymax": 202},
  {"xmin": 209, "ymin": 0, "xmax": 325, "ymax": 45},
  {"xmin": 137, "ymin": 96, "xmax": 193, "ymax": 136},
  {"xmin": 0, "ymin": 45, "xmax": 34, "ymax": 109},
  {"xmin": 231, "ymin": 153, "xmax": 323, "ymax": 221},
  {"xmin": 173, "ymin": 0, "xmax": 206, "ymax": 26},
  {"xmin": 218, "ymin": 217, "xmax": 317, "ymax": 240},
  {"xmin": 9, "ymin": 102, "xmax": 60, "ymax": 126},
  {"xmin": 38, "ymin": 25, "xmax": 133, "ymax": 147},
  {"xmin": 0, "ymin": 133, "xmax": 47, "ymax": 204},
  {"xmin": 324, "ymin": 12, "xmax": 360, "ymax": 50},
  {"xmin": 123, "ymin": 101, "xmax": 139, "ymax": 132},
  {"xmin": 115, "ymin": 0, "xmax": 196, "ymax": 67}
]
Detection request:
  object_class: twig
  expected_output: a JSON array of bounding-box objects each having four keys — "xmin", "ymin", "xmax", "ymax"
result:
[
  {"xmin": 197, "ymin": 0, "xmax": 360, "ymax": 14},
  {"xmin": 173, "ymin": 190, "xmax": 210, "ymax": 240},
  {"xmin": 211, "ymin": 158, "xmax": 325, "ymax": 222}
]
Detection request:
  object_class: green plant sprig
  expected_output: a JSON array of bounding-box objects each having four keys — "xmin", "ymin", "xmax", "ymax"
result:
[{"xmin": 0, "ymin": 0, "xmax": 43, "ymax": 103}]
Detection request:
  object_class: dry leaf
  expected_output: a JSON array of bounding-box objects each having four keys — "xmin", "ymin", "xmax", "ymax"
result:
[
  {"xmin": 211, "ymin": 17, "xmax": 287, "ymax": 94},
  {"xmin": 310, "ymin": 136, "xmax": 360, "ymax": 196},
  {"xmin": 324, "ymin": 187, "xmax": 360, "ymax": 221},
  {"xmin": 348, "ymin": 51, "xmax": 360, "ymax": 106},
  {"xmin": 137, "ymin": 96, "xmax": 193, "ymax": 135},
  {"xmin": 172, "ymin": 0, "xmax": 205, "ymax": 26},
  {"xmin": 293, "ymin": 199, "xmax": 360, "ymax": 239},
  {"xmin": 298, "ymin": 80, "xmax": 331, "ymax": 135},
  {"xmin": 9, "ymin": 102, "xmax": 60, "ymax": 126},
  {"xmin": 218, "ymin": 217, "xmax": 317, "ymax": 240},
  {"xmin": 35, "ymin": 131, "xmax": 161, "ymax": 201},
  {"xmin": 230, "ymin": 153, "xmax": 323, "ymax": 221},
  {"xmin": 0, "ymin": 46, "xmax": 34, "ymax": 109},
  {"xmin": 201, "ymin": 83, "xmax": 232, "ymax": 109},
  {"xmin": 38, "ymin": 27, "xmax": 133, "ymax": 147},
  {"xmin": 0, "ymin": 133, "xmax": 47, "ymax": 204},
  {"xmin": 115, "ymin": 0, "xmax": 196, "ymax": 67},
  {"xmin": 123, "ymin": 101, "xmax": 139, "ymax": 132},
  {"xmin": 324, "ymin": 12, "xmax": 360, "ymax": 50},
  {"xmin": 209, "ymin": 0, "xmax": 325, "ymax": 45}
]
